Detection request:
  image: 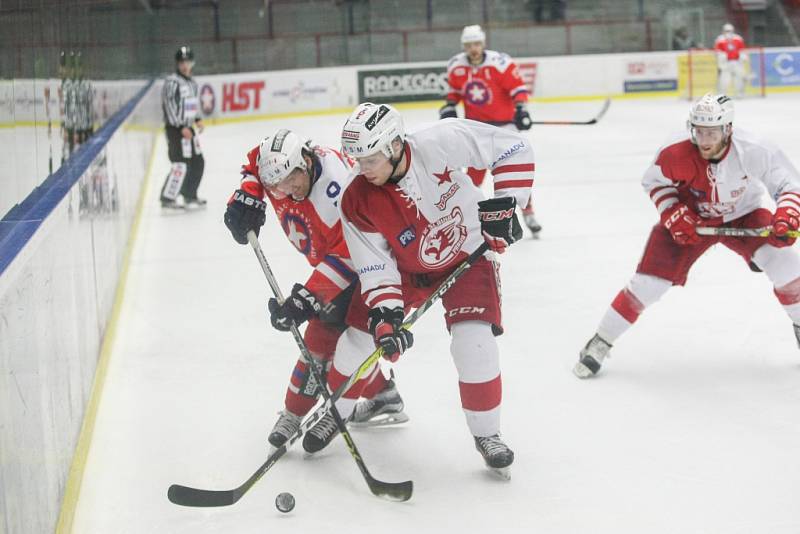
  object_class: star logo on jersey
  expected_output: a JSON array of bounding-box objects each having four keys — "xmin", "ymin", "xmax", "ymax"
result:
[
  {"xmin": 464, "ymin": 80, "xmax": 490, "ymax": 105},
  {"xmin": 434, "ymin": 166, "xmax": 453, "ymax": 185},
  {"xmin": 282, "ymin": 214, "xmax": 311, "ymax": 255}
]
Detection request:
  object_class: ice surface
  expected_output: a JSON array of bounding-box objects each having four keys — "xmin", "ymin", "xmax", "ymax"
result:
[{"xmin": 73, "ymin": 95, "xmax": 800, "ymax": 533}]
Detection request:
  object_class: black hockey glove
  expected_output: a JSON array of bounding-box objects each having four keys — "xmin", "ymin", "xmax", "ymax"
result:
[
  {"xmin": 439, "ymin": 101, "xmax": 458, "ymax": 120},
  {"xmin": 514, "ymin": 103, "xmax": 532, "ymax": 130},
  {"xmin": 478, "ymin": 196, "xmax": 523, "ymax": 254},
  {"xmin": 224, "ymin": 189, "xmax": 267, "ymax": 245},
  {"xmin": 367, "ymin": 307, "xmax": 413, "ymax": 363},
  {"xmin": 268, "ymin": 283, "xmax": 323, "ymax": 332}
]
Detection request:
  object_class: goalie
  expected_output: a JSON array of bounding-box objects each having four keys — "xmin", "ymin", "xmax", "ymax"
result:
[{"xmin": 714, "ymin": 23, "xmax": 749, "ymax": 98}]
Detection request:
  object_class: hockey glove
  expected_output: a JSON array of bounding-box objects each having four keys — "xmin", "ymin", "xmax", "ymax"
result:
[
  {"xmin": 439, "ymin": 102, "xmax": 458, "ymax": 120},
  {"xmin": 660, "ymin": 203, "xmax": 702, "ymax": 246},
  {"xmin": 478, "ymin": 197, "xmax": 523, "ymax": 254},
  {"xmin": 224, "ymin": 189, "xmax": 267, "ymax": 245},
  {"xmin": 367, "ymin": 307, "xmax": 414, "ymax": 363},
  {"xmin": 770, "ymin": 205, "xmax": 800, "ymax": 248},
  {"xmin": 514, "ymin": 104, "xmax": 532, "ymax": 131},
  {"xmin": 268, "ymin": 283, "xmax": 323, "ymax": 332}
]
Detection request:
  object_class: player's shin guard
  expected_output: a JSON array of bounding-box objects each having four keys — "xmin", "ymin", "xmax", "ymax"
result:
[{"xmin": 754, "ymin": 245, "xmax": 800, "ymax": 342}]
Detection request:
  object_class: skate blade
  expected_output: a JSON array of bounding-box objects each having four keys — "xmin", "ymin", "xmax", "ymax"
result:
[
  {"xmin": 572, "ymin": 361, "xmax": 596, "ymax": 379},
  {"xmin": 488, "ymin": 466, "xmax": 511, "ymax": 480},
  {"xmin": 183, "ymin": 203, "xmax": 207, "ymax": 211},
  {"xmin": 349, "ymin": 412, "xmax": 410, "ymax": 428}
]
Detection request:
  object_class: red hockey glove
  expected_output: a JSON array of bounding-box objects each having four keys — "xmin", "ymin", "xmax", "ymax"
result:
[
  {"xmin": 367, "ymin": 307, "xmax": 413, "ymax": 363},
  {"xmin": 770, "ymin": 205, "xmax": 800, "ymax": 248},
  {"xmin": 660, "ymin": 203, "xmax": 702, "ymax": 246}
]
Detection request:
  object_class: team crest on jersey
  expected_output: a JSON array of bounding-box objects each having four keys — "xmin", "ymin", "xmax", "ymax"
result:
[
  {"xmin": 464, "ymin": 80, "xmax": 491, "ymax": 105},
  {"xmin": 418, "ymin": 207, "xmax": 467, "ymax": 269},
  {"xmin": 281, "ymin": 213, "xmax": 313, "ymax": 256}
]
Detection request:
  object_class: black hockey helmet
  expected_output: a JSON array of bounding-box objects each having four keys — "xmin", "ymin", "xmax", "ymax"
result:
[{"xmin": 175, "ymin": 46, "xmax": 194, "ymax": 62}]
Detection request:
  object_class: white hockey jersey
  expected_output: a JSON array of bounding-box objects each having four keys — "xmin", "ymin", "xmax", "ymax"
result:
[
  {"xmin": 642, "ymin": 128, "xmax": 800, "ymax": 223},
  {"xmin": 340, "ymin": 119, "xmax": 534, "ymax": 310}
]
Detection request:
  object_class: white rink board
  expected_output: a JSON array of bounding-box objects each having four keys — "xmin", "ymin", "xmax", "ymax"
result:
[{"xmin": 74, "ymin": 94, "xmax": 800, "ymax": 533}]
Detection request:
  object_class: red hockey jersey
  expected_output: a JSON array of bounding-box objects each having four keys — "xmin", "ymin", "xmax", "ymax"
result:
[
  {"xmin": 714, "ymin": 33, "xmax": 746, "ymax": 61},
  {"xmin": 240, "ymin": 145, "xmax": 358, "ymax": 303},
  {"xmin": 446, "ymin": 50, "xmax": 529, "ymax": 125}
]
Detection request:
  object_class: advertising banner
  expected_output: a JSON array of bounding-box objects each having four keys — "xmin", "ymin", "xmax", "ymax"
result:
[{"xmin": 357, "ymin": 65, "xmax": 448, "ymax": 103}]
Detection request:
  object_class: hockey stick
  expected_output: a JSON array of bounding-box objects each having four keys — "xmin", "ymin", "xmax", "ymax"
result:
[
  {"xmin": 530, "ymin": 97, "xmax": 611, "ymax": 126},
  {"xmin": 695, "ymin": 226, "xmax": 800, "ymax": 238},
  {"xmin": 249, "ymin": 231, "xmax": 412, "ymax": 501},
  {"xmin": 167, "ymin": 240, "xmax": 489, "ymax": 507}
]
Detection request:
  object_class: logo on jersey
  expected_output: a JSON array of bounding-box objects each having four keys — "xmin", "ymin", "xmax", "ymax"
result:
[
  {"xmin": 281, "ymin": 213, "xmax": 312, "ymax": 255},
  {"xmin": 464, "ymin": 79, "xmax": 491, "ymax": 105},
  {"xmin": 491, "ymin": 142, "xmax": 525, "ymax": 168},
  {"xmin": 418, "ymin": 207, "xmax": 467, "ymax": 269},
  {"xmin": 397, "ymin": 226, "xmax": 416, "ymax": 247},
  {"xmin": 435, "ymin": 183, "xmax": 460, "ymax": 210},
  {"xmin": 365, "ymin": 105, "xmax": 390, "ymax": 130},
  {"xmin": 434, "ymin": 166, "xmax": 453, "ymax": 185}
]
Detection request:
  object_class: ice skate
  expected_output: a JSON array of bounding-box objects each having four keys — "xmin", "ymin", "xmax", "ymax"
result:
[
  {"xmin": 302, "ymin": 411, "xmax": 340, "ymax": 454},
  {"xmin": 522, "ymin": 209, "xmax": 542, "ymax": 238},
  {"xmin": 573, "ymin": 333, "xmax": 612, "ymax": 379},
  {"xmin": 160, "ymin": 196, "xmax": 184, "ymax": 211},
  {"xmin": 183, "ymin": 196, "xmax": 207, "ymax": 210},
  {"xmin": 349, "ymin": 379, "xmax": 409, "ymax": 427},
  {"xmin": 474, "ymin": 434, "xmax": 514, "ymax": 480},
  {"xmin": 267, "ymin": 410, "xmax": 302, "ymax": 449}
]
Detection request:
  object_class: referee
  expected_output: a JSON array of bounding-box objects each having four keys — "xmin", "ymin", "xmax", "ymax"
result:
[{"xmin": 160, "ymin": 45, "xmax": 206, "ymax": 209}]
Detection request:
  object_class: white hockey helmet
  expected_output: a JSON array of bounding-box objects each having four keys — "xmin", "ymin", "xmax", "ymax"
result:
[
  {"xmin": 688, "ymin": 93, "xmax": 734, "ymax": 128},
  {"xmin": 257, "ymin": 129, "xmax": 309, "ymax": 187},
  {"xmin": 460, "ymin": 24, "xmax": 486, "ymax": 45},
  {"xmin": 722, "ymin": 23, "xmax": 734, "ymax": 34},
  {"xmin": 340, "ymin": 102, "xmax": 405, "ymax": 160}
]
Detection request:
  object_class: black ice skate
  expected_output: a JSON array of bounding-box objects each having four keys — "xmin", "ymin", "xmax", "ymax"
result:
[
  {"xmin": 183, "ymin": 196, "xmax": 207, "ymax": 210},
  {"xmin": 160, "ymin": 196, "xmax": 184, "ymax": 211},
  {"xmin": 474, "ymin": 434, "xmax": 514, "ymax": 480},
  {"xmin": 268, "ymin": 410, "xmax": 302, "ymax": 449},
  {"xmin": 573, "ymin": 333, "xmax": 612, "ymax": 379},
  {"xmin": 302, "ymin": 412, "xmax": 340, "ymax": 454},
  {"xmin": 349, "ymin": 379, "xmax": 409, "ymax": 427}
]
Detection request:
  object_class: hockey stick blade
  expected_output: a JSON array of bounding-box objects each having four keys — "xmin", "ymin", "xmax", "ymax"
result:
[
  {"xmin": 695, "ymin": 226, "xmax": 800, "ymax": 238},
  {"xmin": 530, "ymin": 97, "xmax": 611, "ymax": 126}
]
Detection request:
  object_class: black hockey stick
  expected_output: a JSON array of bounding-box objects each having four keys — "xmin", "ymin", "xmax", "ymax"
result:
[
  {"xmin": 530, "ymin": 97, "xmax": 611, "ymax": 126},
  {"xmin": 167, "ymin": 239, "xmax": 488, "ymax": 507},
  {"xmin": 249, "ymin": 231, "xmax": 412, "ymax": 501},
  {"xmin": 695, "ymin": 226, "xmax": 800, "ymax": 238}
]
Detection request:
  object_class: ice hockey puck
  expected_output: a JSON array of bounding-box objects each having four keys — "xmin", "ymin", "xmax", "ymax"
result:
[{"xmin": 275, "ymin": 492, "xmax": 295, "ymax": 513}]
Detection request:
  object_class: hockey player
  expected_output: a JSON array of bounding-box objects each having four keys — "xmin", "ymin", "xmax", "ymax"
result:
[
  {"xmin": 714, "ymin": 23, "xmax": 749, "ymax": 98},
  {"xmin": 338, "ymin": 102, "xmax": 535, "ymax": 477},
  {"xmin": 574, "ymin": 93, "xmax": 800, "ymax": 378},
  {"xmin": 439, "ymin": 24, "xmax": 541, "ymax": 237},
  {"xmin": 160, "ymin": 46, "xmax": 206, "ymax": 210},
  {"xmin": 223, "ymin": 129, "xmax": 407, "ymax": 453}
]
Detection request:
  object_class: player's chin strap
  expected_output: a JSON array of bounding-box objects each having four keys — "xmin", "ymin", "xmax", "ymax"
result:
[{"xmin": 387, "ymin": 141, "xmax": 407, "ymax": 184}]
